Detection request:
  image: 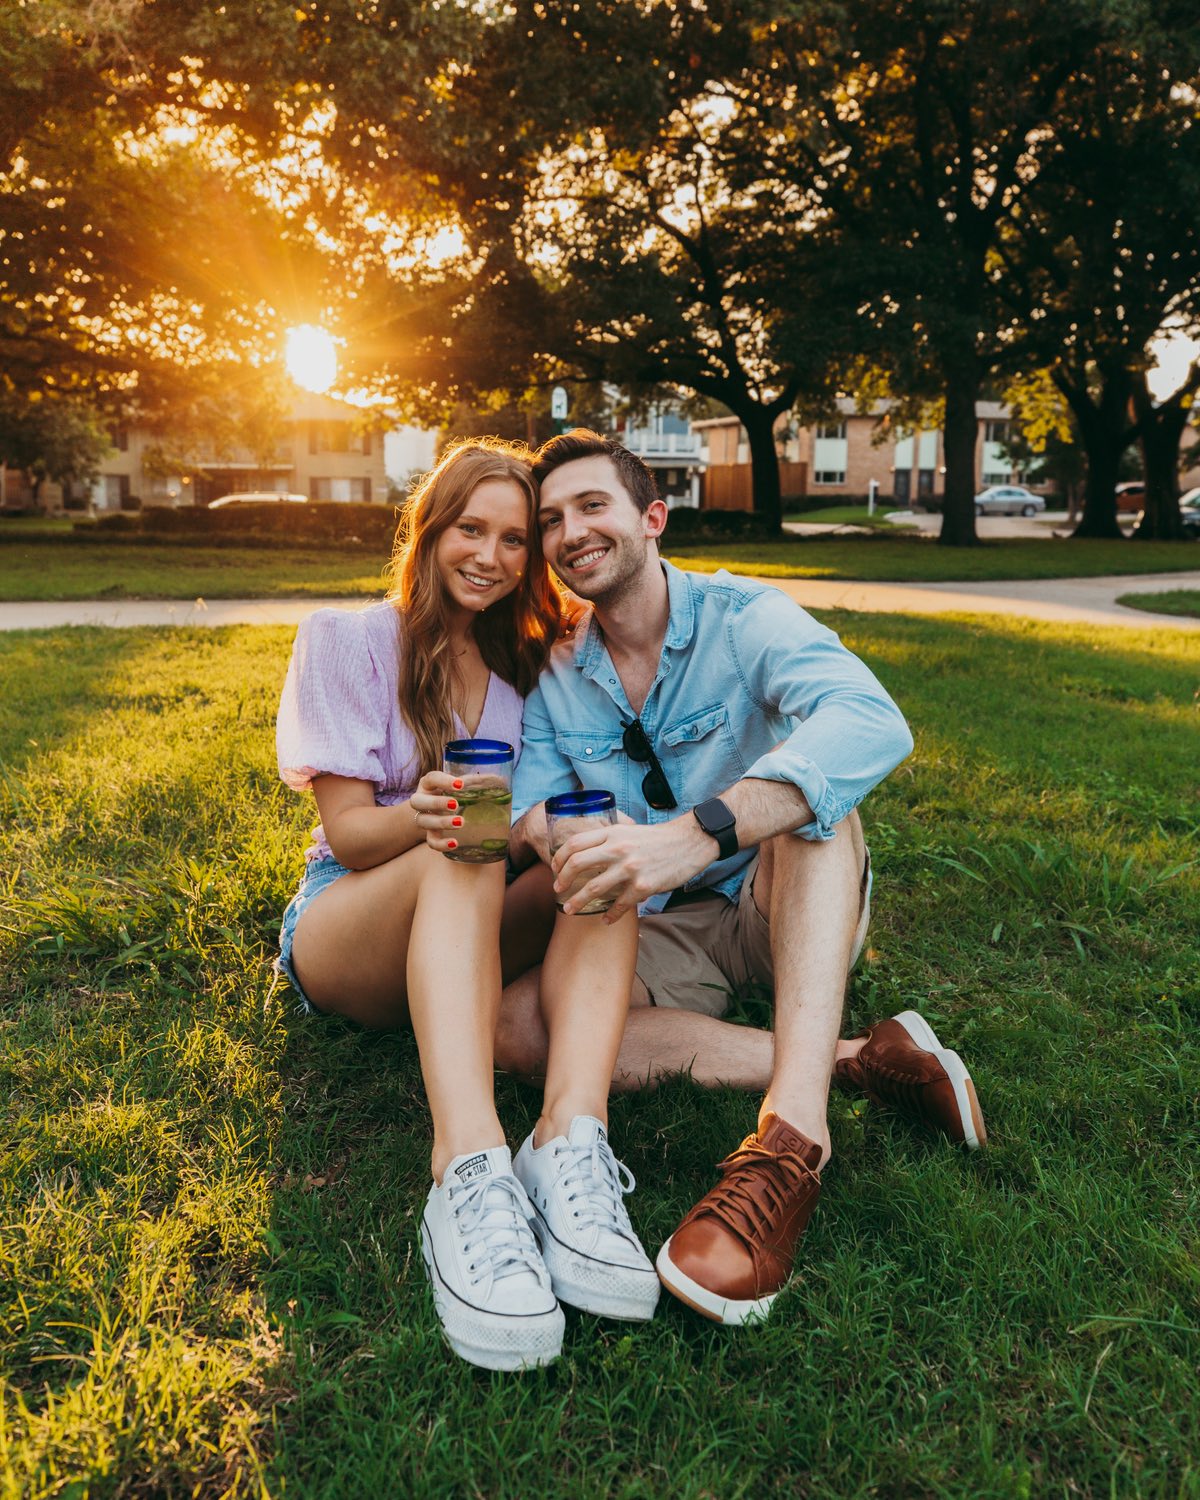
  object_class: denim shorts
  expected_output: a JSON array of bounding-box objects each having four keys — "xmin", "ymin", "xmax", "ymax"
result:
[{"xmin": 274, "ymin": 856, "xmax": 352, "ymax": 1014}]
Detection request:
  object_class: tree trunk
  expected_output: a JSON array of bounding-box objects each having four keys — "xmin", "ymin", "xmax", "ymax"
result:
[
  {"xmin": 938, "ymin": 371, "xmax": 981, "ymax": 547},
  {"xmin": 741, "ymin": 405, "xmax": 783, "ymax": 536},
  {"xmin": 1058, "ymin": 363, "xmax": 1130, "ymax": 540},
  {"xmin": 1131, "ymin": 369, "xmax": 1195, "ymax": 543}
]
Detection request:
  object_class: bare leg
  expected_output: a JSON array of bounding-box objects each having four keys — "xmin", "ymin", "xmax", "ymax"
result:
[
  {"xmin": 534, "ymin": 908, "xmax": 639, "ymax": 1142},
  {"xmin": 406, "ymin": 851, "xmax": 513, "ymax": 1178},
  {"xmin": 500, "ymin": 861, "xmax": 557, "ymax": 986},
  {"xmin": 496, "ymin": 967, "xmax": 861, "ymax": 1093},
  {"xmin": 754, "ymin": 811, "xmax": 867, "ymax": 1164},
  {"xmin": 291, "ymin": 851, "xmax": 554, "ymax": 1180}
]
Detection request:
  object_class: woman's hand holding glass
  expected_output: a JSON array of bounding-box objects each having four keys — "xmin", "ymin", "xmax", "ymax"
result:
[{"xmin": 410, "ymin": 769, "xmax": 469, "ymax": 854}]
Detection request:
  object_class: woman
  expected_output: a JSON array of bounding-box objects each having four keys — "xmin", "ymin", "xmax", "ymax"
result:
[{"xmin": 275, "ymin": 438, "xmax": 658, "ymax": 1372}]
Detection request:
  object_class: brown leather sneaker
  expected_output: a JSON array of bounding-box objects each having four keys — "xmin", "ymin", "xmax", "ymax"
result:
[
  {"xmin": 835, "ymin": 1009, "xmax": 987, "ymax": 1149},
  {"xmin": 655, "ymin": 1114, "xmax": 822, "ymax": 1325}
]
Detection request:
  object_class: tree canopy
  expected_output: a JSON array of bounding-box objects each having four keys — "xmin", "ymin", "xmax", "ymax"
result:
[{"xmin": 3, "ymin": 0, "xmax": 1198, "ymax": 542}]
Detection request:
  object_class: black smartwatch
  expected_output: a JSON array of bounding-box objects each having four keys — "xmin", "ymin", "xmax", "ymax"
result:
[{"xmin": 692, "ymin": 798, "xmax": 738, "ymax": 861}]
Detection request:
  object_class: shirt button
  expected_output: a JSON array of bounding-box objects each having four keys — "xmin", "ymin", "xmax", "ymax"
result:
[
  {"xmin": 585, "ymin": 748, "xmax": 593, "ymax": 756},
  {"xmin": 608, "ymin": 677, "xmax": 616, "ymax": 685}
]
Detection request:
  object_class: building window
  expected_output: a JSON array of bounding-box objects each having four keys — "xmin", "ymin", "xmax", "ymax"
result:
[
  {"xmin": 309, "ymin": 422, "xmax": 370, "ymax": 455},
  {"xmin": 984, "ymin": 419, "xmax": 1009, "ymax": 444},
  {"xmin": 917, "ymin": 469, "xmax": 935, "ymax": 497},
  {"xmin": 816, "ymin": 421, "xmax": 847, "ymax": 441},
  {"xmin": 312, "ymin": 477, "xmax": 371, "ymax": 502},
  {"xmin": 814, "ymin": 470, "xmax": 846, "ymax": 485},
  {"xmin": 110, "ymin": 428, "xmax": 129, "ymax": 452}
]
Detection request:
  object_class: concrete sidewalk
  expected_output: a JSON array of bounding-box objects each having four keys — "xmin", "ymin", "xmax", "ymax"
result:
[
  {"xmin": 0, "ymin": 571, "xmax": 1197, "ymax": 632},
  {"xmin": 760, "ymin": 571, "xmax": 1200, "ymax": 631}
]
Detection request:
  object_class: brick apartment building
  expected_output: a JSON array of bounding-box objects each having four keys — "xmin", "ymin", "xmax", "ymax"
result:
[{"xmin": 693, "ymin": 399, "xmax": 1024, "ymax": 508}]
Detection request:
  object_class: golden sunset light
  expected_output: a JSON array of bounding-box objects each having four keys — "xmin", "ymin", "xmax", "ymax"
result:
[{"xmin": 285, "ymin": 323, "xmax": 338, "ymax": 393}]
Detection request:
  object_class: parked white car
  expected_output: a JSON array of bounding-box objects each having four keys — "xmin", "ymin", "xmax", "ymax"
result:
[
  {"xmin": 208, "ymin": 491, "xmax": 307, "ymax": 509},
  {"xmin": 974, "ymin": 485, "xmax": 1046, "ymax": 517}
]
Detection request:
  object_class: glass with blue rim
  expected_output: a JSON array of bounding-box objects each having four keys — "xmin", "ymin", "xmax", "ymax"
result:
[
  {"xmin": 442, "ymin": 738, "xmax": 514, "ymax": 863},
  {"xmin": 545, "ymin": 789, "xmax": 618, "ymax": 914}
]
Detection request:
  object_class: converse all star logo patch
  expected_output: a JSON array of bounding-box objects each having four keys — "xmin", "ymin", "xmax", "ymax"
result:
[{"xmin": 454, "ymin": 1153, "xmax": 490, "ymax": 1183}]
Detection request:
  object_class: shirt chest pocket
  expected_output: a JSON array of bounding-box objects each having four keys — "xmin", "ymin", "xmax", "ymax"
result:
[
  {"xmin": 555, "ymin": 728, "xmax": 624, "ymax": 780},
  {"xmin": 661, "ymin": 703, "xmax": 747, "ymax": 787}
]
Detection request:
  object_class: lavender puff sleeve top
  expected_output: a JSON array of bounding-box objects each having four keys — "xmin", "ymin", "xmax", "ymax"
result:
[{"xmin": 277, "ymin": 601, "xmax": 524, "ymax": 864}]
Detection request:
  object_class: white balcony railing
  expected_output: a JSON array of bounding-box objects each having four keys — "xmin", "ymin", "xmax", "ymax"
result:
[{"xmin": 621, "ymin": 429, "xmax": 704, "ymax": 461}]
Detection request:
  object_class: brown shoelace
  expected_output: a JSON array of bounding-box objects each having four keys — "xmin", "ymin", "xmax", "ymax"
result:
[
  {"xmin": 691, "ymin": 1139, "xmax": 821, "ymax": 1252},
  {"xmin": 862, "ymin": 1054, "xmax": 944, "ymax": 1111}
]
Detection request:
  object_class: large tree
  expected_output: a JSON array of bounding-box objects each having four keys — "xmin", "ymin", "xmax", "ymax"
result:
[
  {"xmin": 1, "ymin": 1, "xmax": 328, "ymax": 421},
  {"xmin": 302, "ymin": 1, "xmax": 1162, "ymax": 543},
  {"xmin": 992, "ymin": 13, "xmax": 1200, "ymax": 540},
  {"xmin": 0, "ymin": 392, "xmax": 111, "ymax": 510},
  {"xmin": 308, "ymin": 2, "xmax": 864, "ymax": 534}
]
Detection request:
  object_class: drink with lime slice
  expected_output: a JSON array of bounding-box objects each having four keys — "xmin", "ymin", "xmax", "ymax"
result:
[{"xmin": 443, "ymin": 739, "xmax": 514, "ymax": 864}]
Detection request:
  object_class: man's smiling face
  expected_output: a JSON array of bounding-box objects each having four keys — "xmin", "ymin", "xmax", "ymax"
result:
[{"xmin": 537, "ymin": 454, "xmax": 664, "ymax": 603}]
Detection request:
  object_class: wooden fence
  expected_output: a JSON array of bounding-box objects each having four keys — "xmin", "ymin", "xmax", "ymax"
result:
[{"xmin": 701, "ymin": 460, "xmax": 808, "ymax": 511}]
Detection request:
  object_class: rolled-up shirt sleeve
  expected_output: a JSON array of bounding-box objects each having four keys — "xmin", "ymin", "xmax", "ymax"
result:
[
  {"xmin": 731, "ymin": 589, "xmax": 913, "ymax": 840},
  {"xmin": 511, "ymin": 680, "xmax": 579, "ymax": 823}
]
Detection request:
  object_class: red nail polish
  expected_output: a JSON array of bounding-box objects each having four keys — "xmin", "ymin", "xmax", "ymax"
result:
[
  {"xmin": 452, "ymin": 817, "xmax": 463, "ymax": 827},
  {"xmin": 452, "ymin": 779, "xmax": 463, "ymax": 789},
  {"xmin": 446, "ymin": 800, "xmax": 457, "ymax": 810},
  {"xmin": 447, "ymin": 839, "xmax": 457, "ymax": 849}
]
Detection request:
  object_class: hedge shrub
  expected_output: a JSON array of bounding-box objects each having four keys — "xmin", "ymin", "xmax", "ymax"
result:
[
  {"xmin": 661, "ymin": 507, "xmax": 778, "ymax": 542},
  {"xmin": 85, "ymin": 502, "xmax": 400, "ymax": 548}
]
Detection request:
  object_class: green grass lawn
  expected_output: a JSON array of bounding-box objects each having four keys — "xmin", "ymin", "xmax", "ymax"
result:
[
  {"xmin": 1118, "ymin": 588, "xmax": 1200, "ymax": 618},
  {"xmin": 669, "ymin": 534, "xmax": 1200, "ymax": 582},
  {"xmin": 785, "ymin": 505, "xmax": 899, "ymax": 529},
  {"xmin": 0, "ymin": 538, "xmax": 391, "ymax": 601},
  {"xmin": 2, "ymin": 531, "xmax": 1199, "ymax": 600},
  {"xmin": 0, "ymin": 515, "xmax": 75, "ymax": 538},
  {"xmin": 1, "ymin": 615, "xmax": 1197, "ymax": 1496}
]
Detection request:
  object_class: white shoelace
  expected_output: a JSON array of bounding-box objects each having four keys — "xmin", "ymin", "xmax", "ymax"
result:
[
  {"xmin": 447, "ymin": 1173, "xmax": 545, "ymax": 1289},
  {"xmin": 554, "ymin": 1138, "xmax": 639, "ymax": 1242}
]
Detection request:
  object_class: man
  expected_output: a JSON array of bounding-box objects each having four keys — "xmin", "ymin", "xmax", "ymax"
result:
[{"xmin": 502, "ymin": 430, "xmax": 987, "ymax": 1327}]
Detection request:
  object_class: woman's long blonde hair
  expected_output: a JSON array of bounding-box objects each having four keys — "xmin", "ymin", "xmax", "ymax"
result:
[{"xmin": 386, "ymin": 437, "xmax": 562, "ymax": 779}]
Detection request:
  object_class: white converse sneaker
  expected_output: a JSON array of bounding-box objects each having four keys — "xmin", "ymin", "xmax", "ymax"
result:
[
  {"xmin": 420, "ymin": 1145, "xmax": 564, "ymax": 1371},
  {"xmin": 513, "ymin": 1117, "xmax": 660, "ymax": 1321}
]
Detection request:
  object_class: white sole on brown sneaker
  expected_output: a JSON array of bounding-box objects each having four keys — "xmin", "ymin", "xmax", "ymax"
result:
[
  {"xmin": 655, "ymin": 1238, "xmax": 777, "ymax": 1326},
  {"xmin": 892, "ymin": 1009, "xmax": 988, "ymax": 1150}
]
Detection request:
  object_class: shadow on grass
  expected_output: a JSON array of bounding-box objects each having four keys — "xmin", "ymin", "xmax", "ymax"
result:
[{"xmin": 2, "ymin": 615, "xmax": 1197, "ymax": 1496}]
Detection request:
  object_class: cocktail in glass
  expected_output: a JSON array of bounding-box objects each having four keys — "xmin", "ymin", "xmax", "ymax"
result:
[
  {"xmin": 443, "ymin": 739, "xmax": 514, "ymax": 864},
  {"xmin": 545, "ymin": 789, "xmax": 617, "ymax": 914}
]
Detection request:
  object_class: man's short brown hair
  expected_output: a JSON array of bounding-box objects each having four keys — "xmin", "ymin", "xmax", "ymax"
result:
[{"xmin": 532, "ymin": 429, "xmax": 660, "ymax": 515}]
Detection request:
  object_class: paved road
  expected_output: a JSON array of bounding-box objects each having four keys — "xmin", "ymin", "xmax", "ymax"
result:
[
  {"xmin": 1, "ymin": 571, "xmax": 1196, "ymax": 633},
  {"xmin": 785, "ymin": 509, "xmax": 1132, "ymax": 541}
]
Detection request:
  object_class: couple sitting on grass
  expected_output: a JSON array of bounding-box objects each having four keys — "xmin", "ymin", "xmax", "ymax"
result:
[{"xmin": 274, "ymin": 431, "xmax": 988, "ymax": 1371}]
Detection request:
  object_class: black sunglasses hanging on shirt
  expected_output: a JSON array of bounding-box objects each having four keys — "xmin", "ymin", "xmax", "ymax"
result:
[{"xmin": 621, "ymin": 718, "xmax": 678, "ymax": 810}]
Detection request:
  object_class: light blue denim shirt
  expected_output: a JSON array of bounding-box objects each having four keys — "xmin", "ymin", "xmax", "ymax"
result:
[{"xmin": 514, "ymin": 561, "xmax": 913, "ymax": 913}]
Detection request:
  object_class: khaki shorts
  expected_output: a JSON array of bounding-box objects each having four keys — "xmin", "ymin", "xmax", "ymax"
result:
[{"xmin": 635, "ymin": 849, "xmax": 872, "ymax": 1018}]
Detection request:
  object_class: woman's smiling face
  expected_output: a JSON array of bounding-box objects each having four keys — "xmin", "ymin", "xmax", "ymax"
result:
[{"xmin": 433, "ymin": 477, "xmax": 530, "ymax": 618}]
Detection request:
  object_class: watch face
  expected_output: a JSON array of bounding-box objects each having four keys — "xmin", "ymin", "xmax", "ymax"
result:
[{"xmin": 696, "ymin": 798, "xmax": 735, "ymax": 834}]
